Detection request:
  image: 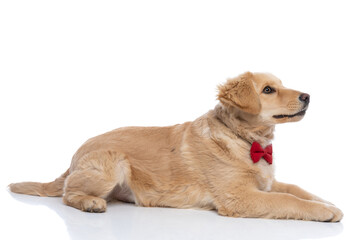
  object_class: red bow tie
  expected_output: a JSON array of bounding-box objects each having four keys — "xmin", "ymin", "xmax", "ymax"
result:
[{"xmin": 250, "ymin": 142, "xmax": 273, "ymax": 164}]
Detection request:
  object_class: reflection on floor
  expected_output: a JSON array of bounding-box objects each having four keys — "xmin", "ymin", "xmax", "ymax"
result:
[{"xmin": 6, "ymin": 191, "xmax": 344, "ymax": 240}]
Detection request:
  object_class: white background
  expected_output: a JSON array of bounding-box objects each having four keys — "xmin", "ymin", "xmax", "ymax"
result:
[{"xmin": 1, "ymin": 0, "xmax": 359, "ymax": 239}]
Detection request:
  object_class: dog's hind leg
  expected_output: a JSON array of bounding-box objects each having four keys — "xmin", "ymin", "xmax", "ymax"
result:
[{"xmin": 63, "ymin": 151, "xmax": 131, "ymax": 213}]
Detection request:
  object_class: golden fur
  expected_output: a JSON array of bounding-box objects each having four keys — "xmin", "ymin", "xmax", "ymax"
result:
[{"xmin": 9, "ymin": 72, "xmax": 343, "ymax": 221}]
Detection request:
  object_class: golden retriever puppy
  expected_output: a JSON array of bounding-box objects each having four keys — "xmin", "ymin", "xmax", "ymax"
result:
[{"xmin": 10, "ymin": 72, "xmax": 343, "ymax": 222}]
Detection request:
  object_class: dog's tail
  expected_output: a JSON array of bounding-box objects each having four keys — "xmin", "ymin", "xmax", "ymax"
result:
[{"xmin": 9, "ymin": 169, "xmax": 70, "ymax": 197}]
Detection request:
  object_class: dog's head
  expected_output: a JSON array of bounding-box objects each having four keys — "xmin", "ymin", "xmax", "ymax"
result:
[{"xmin": 218, "ymin": 72, "xmax": 310, "ymax": 124}]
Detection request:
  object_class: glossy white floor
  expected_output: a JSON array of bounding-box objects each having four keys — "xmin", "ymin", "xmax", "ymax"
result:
[
  {"xmin": 2, "ymin": 189, "xmax": 354, "ymax": 240},
  {"xmin": 1, "ymin": 184, "xmax": 360, "ymax": 240}
]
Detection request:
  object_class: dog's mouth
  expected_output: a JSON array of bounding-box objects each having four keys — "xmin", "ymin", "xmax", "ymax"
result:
[{"xmin": 273, "ymin": 109, "xmax": 307, "ymax": 119}]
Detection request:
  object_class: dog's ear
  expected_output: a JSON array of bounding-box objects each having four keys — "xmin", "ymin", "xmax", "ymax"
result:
[{"xmin": 217, "ymin": 72, "xmax": 261, "ymax": 115}]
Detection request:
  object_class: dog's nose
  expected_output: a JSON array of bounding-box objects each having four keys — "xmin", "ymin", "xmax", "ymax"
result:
[{"xmin": 299, "ymin": 93, "xmax": 310, "ymax": 104}]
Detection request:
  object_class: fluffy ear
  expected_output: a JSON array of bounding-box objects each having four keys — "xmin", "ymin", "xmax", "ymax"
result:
[{"xmin": 217, "ymin": 72, "xmax": 261, "ymax": 115}]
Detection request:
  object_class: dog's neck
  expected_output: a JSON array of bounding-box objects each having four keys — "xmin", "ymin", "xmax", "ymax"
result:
[{"xmin": 214, "ymin": 104, "xmax": 274, "ymax": 146}]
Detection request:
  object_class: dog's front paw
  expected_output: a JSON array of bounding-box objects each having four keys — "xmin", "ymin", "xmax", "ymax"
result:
[
  {"xmin": 310, "ymin": 195, "xmax": 335, "ymax": 206},
  {"xmin": 313, "ymin": 203, "xmax": 343, "ymax": 222},
  {"xmin": 328, "ymin": 205, "xmax": 343, "ymax": 222}
]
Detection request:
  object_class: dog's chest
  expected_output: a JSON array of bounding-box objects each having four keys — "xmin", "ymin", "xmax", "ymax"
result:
[{"xmin": 254, "ymin": 160, "xmax": 275, "ymax": 192}]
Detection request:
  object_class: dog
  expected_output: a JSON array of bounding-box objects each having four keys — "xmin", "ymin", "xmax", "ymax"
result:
[{"xmin": 9, "ymin": 72, "xmax": 343, "ymax": 222}]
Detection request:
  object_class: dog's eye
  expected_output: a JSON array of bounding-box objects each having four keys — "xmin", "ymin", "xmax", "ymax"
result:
[{"xmin": 263, "ymin": 86, "xmax": 275, "ymax": 94}]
